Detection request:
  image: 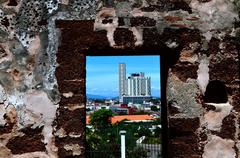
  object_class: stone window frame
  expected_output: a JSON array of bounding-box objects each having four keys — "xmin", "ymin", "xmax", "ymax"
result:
[
  {"xmin": 85, "ymin": 50, "xmax": 168, "ymax": 157},
  {"xmin": 55, "ymin": 20, "xmax": 181, "ymax": 157}
]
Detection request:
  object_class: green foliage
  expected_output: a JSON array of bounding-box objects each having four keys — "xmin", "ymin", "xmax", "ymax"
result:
[
  {"xmin": 143, "ymin": 137, "xmax": 161, "ymax": 144},
  {"xmin": 147, "ymin": 98, "xmax": 160, "ymax": 105},
  {"xmin": 90, "ymin": 109, "xmax": 113, "ymax": 130},
  {"xmin": 127, "ymin": 146, "xmax": 148, "ymax": 158},
  {"xmin": 87, "ymin": 119, "xmax": 162, "ymax": 157},
  {"xmin": 151, "ymin": 105, "xmax": 158, "ymax": 111},
  {"xmin": 86, "ymin": 127, "xmax": 121, "ymax": 158},
  {"xmin": 86, "ymin": 128, "xmax": 102, "ymax": 151},
  {"xmin": 137, "ymin": 126, "xmax": 151, "ymax": 137},
  {"xmin": 152, "ymin": 118, "xmax": 161, "ymax": 125},
  {"xmin": 154, "ymin": 127, "xmax": 161, "ymax": 137}
]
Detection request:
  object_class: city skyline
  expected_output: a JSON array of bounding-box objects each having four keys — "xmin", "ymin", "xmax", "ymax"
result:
[{"xmin": 86, "ymin": 56, "xmax": 161, "ymax": 98}]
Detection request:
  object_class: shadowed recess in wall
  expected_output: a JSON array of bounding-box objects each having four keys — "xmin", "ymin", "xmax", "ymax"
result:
[{"xmin": 204, "ymin": 80, "xmax": 228, "ymax": 103}]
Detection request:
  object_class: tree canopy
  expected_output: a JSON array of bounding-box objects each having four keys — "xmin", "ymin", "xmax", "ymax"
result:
[{"xmin": 90, "ymin": 109, "xmax": 113, "ymax": 130}]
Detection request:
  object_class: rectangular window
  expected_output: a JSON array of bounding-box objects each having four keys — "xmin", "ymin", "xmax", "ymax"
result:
[{"xmin": 86, "ymin": 55, "xmax": 162, "ymax": 158}]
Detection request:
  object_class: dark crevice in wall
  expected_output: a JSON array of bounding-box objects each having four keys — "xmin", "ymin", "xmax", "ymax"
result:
[
  {"xmin": 0, "ymin": 123, "xmax": 14, "ymax": 135},
  {"xmin": 204, "ymin": 80, "xmax": 228, "ymax": 103},
  {"xmin": 168, "ymin": 100, "xmax": 180, "ymax": 115},
  {"xmin": 7, "ymin": 0, "xmax": 18, "ymax": 6},
  {"xmin": 202, "ymin": 103, "xmax": 216, "ymax": 111},
  {"xmin": 113, "ymin": 28, "xmax": 136, "ymax": 47},
  {"xmin": 140, "ymin": 0, "xmax": 192, "ymax": 13},
  {"xmin": 197, "ymin": 0, "xmax": 212, "ymax": 3}
]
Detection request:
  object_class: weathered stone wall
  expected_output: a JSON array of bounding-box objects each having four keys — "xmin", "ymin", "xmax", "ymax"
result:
[{"xmin": 0, "ymin": 0, "xmax": 239, "ymax": 157}]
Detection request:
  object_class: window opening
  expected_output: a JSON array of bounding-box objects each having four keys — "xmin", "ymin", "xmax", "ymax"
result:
[{"xmin": 86, "ymin": 55, "xmax": 162, "ymax": 158}]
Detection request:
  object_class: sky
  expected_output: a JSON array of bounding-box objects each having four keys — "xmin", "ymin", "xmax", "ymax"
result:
[{"xmin": 86, "ymin": 56, "xmax": 161, "ymax": 98}]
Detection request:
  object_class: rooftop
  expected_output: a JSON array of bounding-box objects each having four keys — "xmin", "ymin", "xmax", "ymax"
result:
[{"xmin": 86, "ymin": 114, "xmax": 156, "ymax": 125}]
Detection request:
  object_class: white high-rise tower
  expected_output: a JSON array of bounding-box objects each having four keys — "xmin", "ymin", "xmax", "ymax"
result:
[{"xmin": 119, "ymin": 63, "xmax": 126, "ymax": 102}]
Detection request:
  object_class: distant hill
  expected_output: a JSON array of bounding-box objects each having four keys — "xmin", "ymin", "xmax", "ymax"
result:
[
  {"xmin": 87, "ymin": 94, "xmax": 106, "ymax": 99},
  {"xmin": 87, "ymin": 94, "xmax": 118, "ymax": 100}
]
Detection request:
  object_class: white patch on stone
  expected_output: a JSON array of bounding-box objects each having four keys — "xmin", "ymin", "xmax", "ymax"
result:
[
  {"xmin": 64, "ymin": 144, "xmax": 81, "ymax": 156},
  {"xmin": 142, "ymin": 0, "xmax": 150, "ymax": 7},
  {"xmin": 131, "ymin": 8, "xmax": 144, "ymax": 17},
  {"xmin": 203, "ymin": 102, "xmax": 232, "ymax": 131},
  {"xmin": 24, "ymin": 73, "xmax": 34, "ymax": 88},
  {"xmin": 94, "ymin": 7, "xmax": 118, "ymax": 47},
  {"xmin": 7, "ymin": 91, "xmax": 25, "ymax": 108},
  {"xmin": 24, "ymin": 91, "xmax": 58, "ymax": 157},
  {"xmin": 16, "ymin": 32, "xmax": 35, "ymax": 48},
  {"xmin": 203, "ymin": 135, "xmax": 236, "ymax": 158},
  {"xmin": 12, "ymin": 152, "xmax": 50, "ymax": 158},
  {"xmin": 143, "ymin": 11, "xmax": 165, "ymax": 21},
  {"xmin": 45, "ymin": 0, "xmax": 59, "ymax": 14},
  {"xmin": 55, "ymin": 127, "xmax": 67, "ymax": 138},
  {"xmin": 197, "ymin": 55, "xmax": 209, "ymax": 94},
  {"xmin": 27, "ymin": 35, "xmax": 41, "ymax": 56},
  {"xmin": 59, "ymin": 0, "xmax": 69, "ymax": 5},
  {"xmin": 190, "ymin": 0, "xmax": 238, "ymax": 32},
  {"xmin": 165, "ymin": 40, "xmax": 179, "ymax": 49},
  {"xmin": 202, "ymin": 31, "xmax": 212, "ymax": 42},
  {"xmin": 20, "ymin": 108, "xmax": 42, "ymax": 127},
  {"xmin": 0, "ymin": 43, "xmax": 13, "ymax": 64},
  {"xmin": 0, "ymin": 104, "xmax": 6, "ymax": 125},
  {"xmin": 0, "ymin": 85, "xmax": 6, "ymax": 103},
  {"xmin": 129, "ymin": 27, "xmax": 143, "ymax": 46},
  {"xmin": 106, "ymin": 27, "xmax": 116, "ymax": 47},
  {"xmin": 64, "ymin": 104, "xmax": 84, "ymax": 111},
  {"xmin": 236, "ymin": 142, "xmax": 240, "ymax": 158},
  {"xmin": 69, "ymin": 133, "xmax": 81, "ymax": 138},
  {"xmin": 62, "ymin": 92, "xmax": 74, "ymax": 98}
]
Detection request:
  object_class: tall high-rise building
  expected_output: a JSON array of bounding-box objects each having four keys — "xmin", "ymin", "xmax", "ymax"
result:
[
  {"xmin": 119, "ymin": 63, "xmax": 126, "ymax": 102},
  {"xmin": 119, "ymin": 64, "xmax": 151, "ymax": 104},
  {"xmin": 126, "ymin": 73, "xmax": 151, "ymax": 96}
]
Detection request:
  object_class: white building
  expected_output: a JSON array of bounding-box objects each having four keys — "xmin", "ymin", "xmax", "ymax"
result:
[
  {"xmin": 119, "ymin": 63, "xmax": 152, "ymax": 104},
  {"xmin": 126, "ymin": 73, "xmax": 151, "ymax": 96}
]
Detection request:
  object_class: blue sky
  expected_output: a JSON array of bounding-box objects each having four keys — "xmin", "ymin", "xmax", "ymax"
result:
[{"xmin": 86, "ymin": 56, "xmax": 161, "ymax": 98}]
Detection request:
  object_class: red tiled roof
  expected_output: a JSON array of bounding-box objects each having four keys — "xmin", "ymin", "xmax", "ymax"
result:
[{"xmin": 86, "ymin": 114, "xmax": 155, "ymax": 125}]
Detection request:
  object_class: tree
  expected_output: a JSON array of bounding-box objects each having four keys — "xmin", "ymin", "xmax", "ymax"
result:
[
  {"xmin": 154, "ymin": 127, "xmax": 161, "ymax": 137},
  {"xmin": 90, "ymin": 109, "xmax": 113, "ymax": 130},
  {"xmin": 151, "ymin": 105, "xmax": 158, "ymax": 111},
  {"xmin": 147, "ymin": 98, "xmax": 160, "ymax": 105},
  {"xmin": 138, "ymin": 126, "xmax": 151, "ymax": 137}
]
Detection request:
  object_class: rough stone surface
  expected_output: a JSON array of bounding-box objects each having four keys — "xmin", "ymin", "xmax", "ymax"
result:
[
  {"xmin": 6, "ymin": 127, "xmax": 45, "ymax": 154},
  {"xmin": 0, "ymin": 0, "xmax": 239, "ymax": 157}
]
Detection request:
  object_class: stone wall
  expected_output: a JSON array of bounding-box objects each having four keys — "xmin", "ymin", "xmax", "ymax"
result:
[{"xmin": 0, "ymin": 0, "xmax": 239, "ymax": 157}]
